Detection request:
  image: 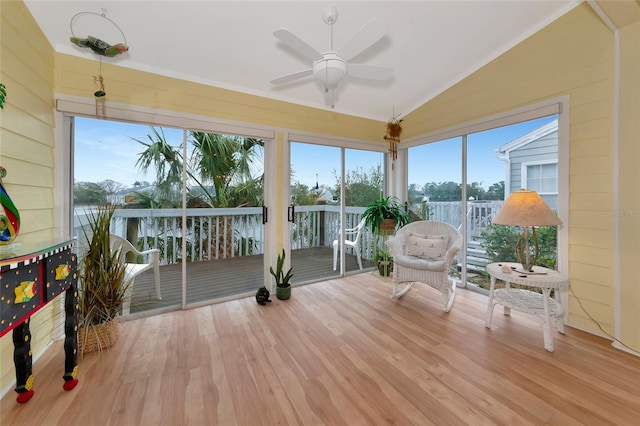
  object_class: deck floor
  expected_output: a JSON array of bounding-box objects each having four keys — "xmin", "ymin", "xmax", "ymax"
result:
[{"xmin": 128, "ymin": 246, "xmax": 374, "ymax": 314}]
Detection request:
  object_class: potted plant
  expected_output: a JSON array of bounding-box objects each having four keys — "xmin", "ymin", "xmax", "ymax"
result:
[
  {"xmin": 362, "ymin": 196, "xmax": 410, "ymax": 235},
  {"xmin": 270, "ymin": 249, "xmax": 294, "ymax": 300},
  {"xmin": 78, "ymin": 203, "xmax": 128, "ymax": 355},
  {"xmin": 375, "ymin": 247, "xmax": 394, "ymax": 277}
]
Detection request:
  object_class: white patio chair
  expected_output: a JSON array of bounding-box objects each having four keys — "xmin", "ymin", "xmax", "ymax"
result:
[
  {"xmin": 385, "ymin": 221, "xmax": 462, "ymax": 312},
  {"xmin": 110, "ymin": 234, "xmax": 161, "ymax": 315},
  {"xmin": 333, "ymin": 219, "xmax": 365, "ymax": 271}
]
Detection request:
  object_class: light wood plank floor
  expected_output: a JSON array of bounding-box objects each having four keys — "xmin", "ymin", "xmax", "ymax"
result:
[{"xmin": 2, "ymin": 274, "xmax": 640, "ymax": 425}]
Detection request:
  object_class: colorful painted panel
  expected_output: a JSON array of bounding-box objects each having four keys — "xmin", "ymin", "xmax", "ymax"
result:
[
  {"xmin": 0, "ymin": 262, "xmax": 41, "ymax": 333},
  {"xmin": 45, "ymin": 248, "xmax": 77, "ymax": 302}
]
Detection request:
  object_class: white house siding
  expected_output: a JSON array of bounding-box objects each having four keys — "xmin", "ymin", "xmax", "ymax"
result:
[{"xmin": 507, "ymin": 130, "xmax": 559, "ymax": 209}]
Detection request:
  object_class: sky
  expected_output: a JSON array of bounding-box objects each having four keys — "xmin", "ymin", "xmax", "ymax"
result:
[
  {"xmin": 290, "ymin": 143, "xmax": 385, "ymax": 191},
  {"xmin": 74, "ymin": 114, "xmax": 557, "ymax": 190},
  {"xmin": 408, "ymin": 115, "xmax": 558, "ymax": 189},
  {"xmin": 74, "ymin": 118, "xmax": 182, "ymax": 187}
]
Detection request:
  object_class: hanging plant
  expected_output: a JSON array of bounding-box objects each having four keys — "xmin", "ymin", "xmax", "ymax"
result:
[
  {"xmin": 0, "ymin": 83, "xmax": 6, "ymax": 109},
  {"xmin": 384, "ymin": 119, "xmax": 403, "ymax": 141}
]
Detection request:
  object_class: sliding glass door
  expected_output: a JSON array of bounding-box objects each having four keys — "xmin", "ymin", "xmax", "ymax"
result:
[
  {"xmin": 289, "ymin": 142, "xmax": 342, "ymax": 283},
  {"xmin": 183, "ymin": 130, "xmax": 265, "ymax": 305},
  {"xmin": 73, "ymin": 117, "xmax": 268, "ymax": 315},
  {"xmin": 289, "ymin": 141, "xmax": 383, "ymax": 283},
  {"xmin": 73, "ymin": 118, "xmax": 183, "ymax": 314},
  {"xmin": 342, "ymin": 148, "xmax": 384, "ymax": 274},
  {"xmin": 407, "ymin": 114, "xmax": 559, "ymax": 291}
]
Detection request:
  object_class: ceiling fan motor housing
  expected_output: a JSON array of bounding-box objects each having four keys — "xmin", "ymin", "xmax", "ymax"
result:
[{"xmin": 313, "ymin": 53, "xmax": 347, "ymax": 88}]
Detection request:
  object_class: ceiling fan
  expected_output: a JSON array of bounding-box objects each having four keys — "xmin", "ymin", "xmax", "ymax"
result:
[{"xmin": 270, "ymin": 7, "xmax": 393, "ymax": 103}]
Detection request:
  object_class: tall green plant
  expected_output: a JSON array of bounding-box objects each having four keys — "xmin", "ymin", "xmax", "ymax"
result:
[
  {"xmin": 79, "ymin": 204, "xmax": 128, "ymax": 327},
  {"xmin": 270, "ymin": 249, "xmax": 293, "ymax": 288}
]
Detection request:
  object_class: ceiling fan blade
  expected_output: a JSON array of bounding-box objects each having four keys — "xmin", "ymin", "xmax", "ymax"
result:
[
  {"xmin": 273, "ymin": 28, "xmax": 323, "ymax": 61},
  {"xmin": 270, "ymin": 69, "xmax": 313, "ymax": 85},
  {"xmin": 348, "ymin": 63, "xmax": 393, "ymax": 81},
  {"xmin": 337, "ymin": 17, "xmax": 386, "ymax": 61}
]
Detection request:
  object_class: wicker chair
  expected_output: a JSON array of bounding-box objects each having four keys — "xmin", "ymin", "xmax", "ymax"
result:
[{"xmin": 385, "ymin": 221, "xmax": 463, "ymax": 312}]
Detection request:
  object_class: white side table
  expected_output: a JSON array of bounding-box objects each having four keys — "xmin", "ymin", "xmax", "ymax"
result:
[{"xmin": 485, "ymin": 262, "xmax": 569, "ymax": 352}]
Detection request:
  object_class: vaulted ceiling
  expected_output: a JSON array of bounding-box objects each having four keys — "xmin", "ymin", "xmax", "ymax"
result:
[{"xmin": 25, "ymin": 1, "xmax": 585, "ymax": 121}]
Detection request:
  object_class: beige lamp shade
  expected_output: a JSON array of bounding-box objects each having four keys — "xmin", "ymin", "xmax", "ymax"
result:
[{"xmin": 492, "ymin": 189, "xmax": 561, "ymax": 226}]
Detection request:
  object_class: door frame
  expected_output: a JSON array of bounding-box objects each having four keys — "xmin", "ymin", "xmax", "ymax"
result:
[
  {"xmin": 285, "ymin": 134, "xmax": 389, "ymax": 280},
  {"xmin": 60, "ymin": 97, "xmax": 277, "ymax": 310}
]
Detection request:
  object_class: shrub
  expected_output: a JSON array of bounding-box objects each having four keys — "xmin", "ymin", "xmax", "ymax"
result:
[{"xmin": 480, "ymin": 224, "xmax": 558, "ymax": 269}]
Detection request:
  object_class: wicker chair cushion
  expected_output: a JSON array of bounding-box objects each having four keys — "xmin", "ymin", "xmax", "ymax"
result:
[
  {"xmin": 409, "ymin": 232, "xmax": 449, "ymax": 249},
  {"xmin": 406, "ymin": 234, "xmax": 448, "ymax": 260},
  {"xmin": 394, "ymin": 254, "xmax": 445, "ymax": 271}
]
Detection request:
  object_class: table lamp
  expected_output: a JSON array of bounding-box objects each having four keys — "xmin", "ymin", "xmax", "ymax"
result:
[{"xmin": 491, "ymin": 189, "xmax": 561, "ymax": 272}]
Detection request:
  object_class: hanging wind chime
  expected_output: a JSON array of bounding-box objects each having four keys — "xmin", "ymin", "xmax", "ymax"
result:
[
  {"xmin": 69, "ymin": 10, "xmax": 129, "ymax": 117},
  {"xmin": 383, "ymin": 113, "xmax": 403, "ymax": 169},
  {"xmin": 94, "ymin": 60, "xmax": 107, "ymax": 116}
]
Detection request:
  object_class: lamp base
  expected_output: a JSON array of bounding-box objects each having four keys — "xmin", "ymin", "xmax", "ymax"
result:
[{"xmin": 515, "ymin": 227, "xmax": 541, "ymax": 275}]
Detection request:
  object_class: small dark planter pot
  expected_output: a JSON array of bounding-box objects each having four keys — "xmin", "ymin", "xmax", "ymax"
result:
[
  {"xmin": 377, "ymin": 261, "xmax": 393, "ymax": 277},
  {"xmin": 276, "ymin": 285, "xmax": 291, "ymax": 300}
]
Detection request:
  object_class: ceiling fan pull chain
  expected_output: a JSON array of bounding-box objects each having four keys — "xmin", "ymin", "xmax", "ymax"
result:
[{"xmin": 324, "ymin": 62, "xmax": 329, "ymax": 92}]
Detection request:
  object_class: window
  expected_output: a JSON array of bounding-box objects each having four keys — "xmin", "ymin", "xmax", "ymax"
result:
[
  {"xmin": 406, "ymin": 110, "xmax": 563, "ymax": 291},
  {"xmin": 523, "ymin": 161, "xmax": 558, "ymax": 210}
]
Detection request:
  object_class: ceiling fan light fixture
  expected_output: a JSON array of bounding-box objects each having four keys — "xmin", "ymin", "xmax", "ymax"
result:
[{"xmin": 313, "ymin": 53, "xmax": 347, "ymax": 88}]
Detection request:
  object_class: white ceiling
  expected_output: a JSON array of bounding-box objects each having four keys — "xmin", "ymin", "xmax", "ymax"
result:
[{"xmin": 24, "ymin": 1, "xmax": 580, "ymax": 122}]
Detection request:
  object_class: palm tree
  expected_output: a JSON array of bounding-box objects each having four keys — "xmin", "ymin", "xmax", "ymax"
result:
[
  {"xmin": 132, "ymin": 127, "xmax": 182, "ymax": 203},
  {"xmin": 231, "ymin": 138, "xmax": 264, "ymax": 206},
  {"xmin": 132, "ymin": 127, "xmax": 265, "ymax": 260},
  {"xmin": 133, "ymin": 127, "xmax": 264, "ymax": 208},
  {"xmin": 189, "ymin": 132, "xmax": 263, "ymax": 206}
]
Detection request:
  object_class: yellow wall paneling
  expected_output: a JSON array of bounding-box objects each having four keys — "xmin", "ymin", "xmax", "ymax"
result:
[{"xmin": 2, "ymin": 0, "xmax": 639, "ymax": 400}]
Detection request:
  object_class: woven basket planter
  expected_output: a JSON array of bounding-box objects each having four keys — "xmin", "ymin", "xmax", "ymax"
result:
[
  {"xmin": 379, "ymin": 218, "xmax": 396, "ymax": 235},
  {"xmin": 78, "ymin": 315, "xmax": 119, "ymax": 355}
]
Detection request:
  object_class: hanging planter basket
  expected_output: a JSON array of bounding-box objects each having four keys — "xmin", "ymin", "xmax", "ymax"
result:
[{"xmin": 379, "ymin": 218, "xmax": 396, "ymax": 235}]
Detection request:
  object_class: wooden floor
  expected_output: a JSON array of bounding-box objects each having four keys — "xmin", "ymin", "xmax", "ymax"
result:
[
  {"xmin": 128, "ymin": 246, "xmax": 373, "ymax": 314},
  {"xmin": 2, "ymin": 274, "xmax": 640, "ymax": 425}
]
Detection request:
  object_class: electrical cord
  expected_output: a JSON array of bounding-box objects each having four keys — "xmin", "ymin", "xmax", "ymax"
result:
[{"xmin": 569, "ymin": 285, "xmax": 637, "ymax": 353}]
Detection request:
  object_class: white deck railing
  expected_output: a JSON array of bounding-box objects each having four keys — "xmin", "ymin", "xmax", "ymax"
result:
[
  {"xmin": 75, "ymin": 205, "xmax": 370, "ymax": 265},
  {"xmin": 422, "ymin": 200, "xmax": 503, "ymax": 238},
  {"xmin": 74, "ymin": 200, "xmax": 501, "ymax": 266}
]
